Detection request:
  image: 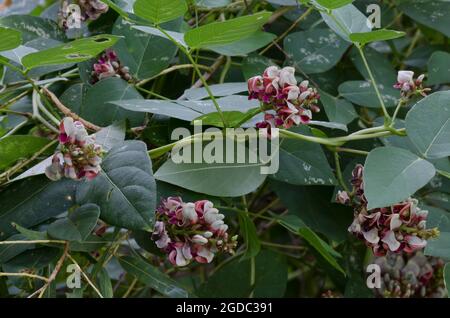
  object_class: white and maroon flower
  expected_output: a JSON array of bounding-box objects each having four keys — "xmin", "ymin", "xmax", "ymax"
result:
[
  {"xmin": 91, "ymin": 50, "xmax": 132, "ymax": 84},
  {"xmin": 372, "ymin": 251, "xmax": 446, "ymax": 298},
  {"xmin": 152, "ymin": 197, "xmax": 237, "ymax": 267},
  {"xmin": 152, "ymin": 221, "xmax": 171, "ymax": 249},
  {"xmin": 46, "ymin": 117, "xmax": 103, "ymax": 182},
  {"xmin": 168, "ymin": 242, "xmax": 193, "ymax": 267},
  {"xmin": 339, "ymin": 164, "xmax": 438, "ymax": 256},
  {"xmin": 78, "ymin": 0, "xmax": 109, "ymax": 20},
  {"xmin": 394, "ymin": 70, "xmax": 429, "ymax": 97},
  {"xmin": 248, "ymin": 65, "xmax": 320, "ymax": 134}
]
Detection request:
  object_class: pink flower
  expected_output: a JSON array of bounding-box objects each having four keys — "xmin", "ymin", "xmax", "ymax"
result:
[
  {"xmin": 168, "ymin": 242, "xmax": 193, "ymax": 267},
  {"xmin": 91, "ymin": 50, "xmax": 132, "ymax": 84},
  {"xmin": 152, "ymin": 197, "xmax": 238, "ymax": 267},
  {"xmin": 46, "ymin": 117, "xmax": 103, "ymax": 182},
  {"xmin": 394, "ymin": 70, "xmax": 429, "ymax": 98},
  {"xmin": 372, "ymin": 251, "xmax": 446, "ymax": 298},
  {"xmin": 338, "ymin": 165, "xmax": 438, "ymax": 256},
  {"xmin": 249, "ymin": 65, "xmax": 320, "ymax": 133}
]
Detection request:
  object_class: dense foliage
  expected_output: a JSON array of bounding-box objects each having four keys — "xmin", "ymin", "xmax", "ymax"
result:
[{"xmin": 0, "ymin": 0, "xmax": 449, "ymax": 298}]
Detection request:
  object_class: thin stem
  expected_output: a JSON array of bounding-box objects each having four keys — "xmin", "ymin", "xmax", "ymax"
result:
[
  {"xmin": 260, "ymin": 241, "xmax": 305, "ymax": 250},
  {"xmin": 0, "ymin": 272, "xmax": 49, "ymax": 282},
  {"xmin": 334, "ymin": 152, "xmax": 349, "ymax": 192},
  {"xmin": 156, "ymin": 26, "xmax": 228, "ymax": 127},
  {"xmin": 135, "ymin": 64, "xmax": 211, "ymax": 87},
  {"xmin": 219, "ymin": 56, "xmax": 232, "ymax": 84},
  {"xmin": 135, "ymin": 85, "xmax": 171, "ymax": 100},
  {"xmin": 336, "ymin": 147, "xmax": 369, "ymax": 156},
  {"xmin": 349, "ymin": 125, "xmax": 386, "ymax": 136},
  {"xmin": 122, "ymin": 278, "xmax": 138, "ymax": 298},
  {"xmin": 391, "ymin": 99, "xmax": 406, "ymax": 123},
  {"xmin": 279, "ymin": 128, "xmax": 341, "ymax": 146},
  {"xmin": 67, "ymin": 254, "xmax": 104, "ymax": 298},
  {"xmin": 356, "ymin": 45, "xmax": 390, "ymax": 122},
  {"xmin": 260, "ymin": 7, "xmax": 313, "ymax": 55},
  {"xmin": 249, "ymin": 256, "xmax": 256, "ymax": 298},
  {"xmin": 0, "ymin": 239, "xmax": 66, "ymax": 245}
]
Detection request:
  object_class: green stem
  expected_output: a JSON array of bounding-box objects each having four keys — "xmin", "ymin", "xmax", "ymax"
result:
[
  {"xmin": 135, "ymin": 85, "xmax": 171, "ymax": 100},
  {"xmin": 334, "ymin": 152, "xmax": 349, "ymax": 192},
  {"xmin": 391, "ymin": 99, "xmax": 406, "ymax": 123},
  {"xmin": 219, "ymin": 56, "xmax": 232, "ymax": 84},
  {"xmin": 336, "ymin": 147, "xmax": 369, "ymax": 156},
  {"xmin": 260, "ymin": 241, "xmax": 305, "ymax": 250},
  {"xmin": 155, "ymin": 26, "xmax": 228, "ymax": 127},
  {"xmin": 356, "ymin": 45, "xmax": 390, "ymax": 122}
]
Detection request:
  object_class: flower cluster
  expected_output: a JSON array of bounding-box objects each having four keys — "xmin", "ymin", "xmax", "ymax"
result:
[
  {"xmin": 372, "ymin": 251, "xmax": 447, "ymax": 298},
  {"xmin": 79, "ymin": 0, "xmax": 109, "ymax": 20},
  {"xmin": 248, "ymin": 66, "xmax": 320, "ymax": 132},
  {"xmin": 337, "ymin": 164, "xmax": 439, "ymax": 256},
  {"xmin": 59, "ymin": 0, "xmax": 108, "ymax": 30},
  {"xmin": 45, "ymin": 117, "xmax": 103, "ymax": 181},
  {"xmin": 151, "ymin": 197, "xmax": 238, "ymax": 267},
  {"xmin": 394, "ymin": 70, "xmax": 430, "ymax": 98},
  {"xmin": 91, "ymin": 50, "xmax": 132, "ymax": 84}
]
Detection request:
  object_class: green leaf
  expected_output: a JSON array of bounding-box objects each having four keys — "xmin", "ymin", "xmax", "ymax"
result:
[
  {"xmin": 284, "ymin": 28, "xmax": 350, "ymax": 74},
  {"xmin": 196, "ymin": 0, "xmax": 231, "ymax": 8},
  {"xmin": 82, "ymin": 77, "xmax": 145, "ymax": 127},
  {"xmin": 349, "ymin": 46, "xmax": 396, "ymax": 86},
  {"xmin": 184, "ymin": 82, "xmax": 247, "ymax": 100},
  {"xmin": 0, "ymin": 15, "xmax": 65, "ymax": 42},
  {"xmin": 241, "ymin": 54, "xmax": 276, "ymax": 80},
  {"xmin": 198, "ymin": 250, "xmax": 287, "ymax": 297},
  {"xmin": 272, "ymin": 126, "xmax": 337, "ymax": 186},
  {"xmin": 76, "ymin": 141, "xmax": 156, "ymax": 231},
  {"xmin": 271, "ymin": 180, "xmax": 353, "ymax": 242},
  {"xmin": 444, "ymin": 263, "xmax": 450, "ymax": 297},
  {"xmin": 0, "ymin": 176, "xmax": 77, "ymax": 239},
  {"xmin": 22, "ymin": 35, "xmax": 120, "ymax": 70},
  {"xmin": 339, "ymin": 80, "xmax": 399, "ymax": 108},
  {"xmin": 363, "ymin": 146, "xmax": 436, "ymax": 209},
  {"xmin": 427, "ymin": 51, "xmax": 450, "ymax": 86},
  {"xmin": 349, "ymin": 29, "xmax": 405, "ymax": 45},
  {"xmin": 277, "ymin": 214, "xmax": 345, "ymax": 275},
  {"xmin": 154, "ymin": 147, "xmax": 268, "ymax": 197},
  {"xmin": 2, "ymin": 247, "xmax": 60, "ymax": 274},
  {"xmin": 0, "ymin": 234, "xmax": 35, "ymax": 264},
  {"xmin": 119, "ymin": 255, "xmax": 191, "ymax": 297},
  {"xmin": 112, "ymin": 99, "xmax": 202, "ymax": 121},
  {"xmin": 194, "ymin": 109, "xmax": 258, "ymax": 128},
  {"xmin": 318, "ymin": 89, "xmax": 357, "ymax": 125},
  {"xmin": 47, "ymin": 204, "xmax": 100, "ymax": 242},
  {"xmin": 112, "ymin": 18, "xmax": 178, "ymax": 80},
  {"xmin": 133, "ymin": 0, "xmax": 187, "ymax": 24},
  {"xmin": 315, "ymin": 0, "xmax": 354, "ymax": 9},
  {"xmin": 320, "ymin": 4, "xmax": 371, "ymax": 42},
  {"xmin": 405, "ymin": 91, "xmax": 450, "ymax": 159},
  {"xmin": 184, "ymin": 11, "xmax": 271, "ymax": 49},
  {"xmin": 398, "ymin": 0, "xmax": 450, "ymax": 38},
  {"xmin": 208, "ymin": 31, "xmax": 276, "ymax": 56},
  {"xmin": 12, "ymin": 223, "xmax": 48, "ymax": 241},
  {"xmin": 97, "ymin": 268, "xmax": 114, "ymax": 298},
  {"xmin": 0, "ymin": 27, "xmax": 22, "ymax": 52},
  {"xmin": 238, "ymin": 212, "xmax": 261, "ymax": 260},
  {"xmin": 0, "ymin": 135, "xmax": 52, "ymax": 171}
]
